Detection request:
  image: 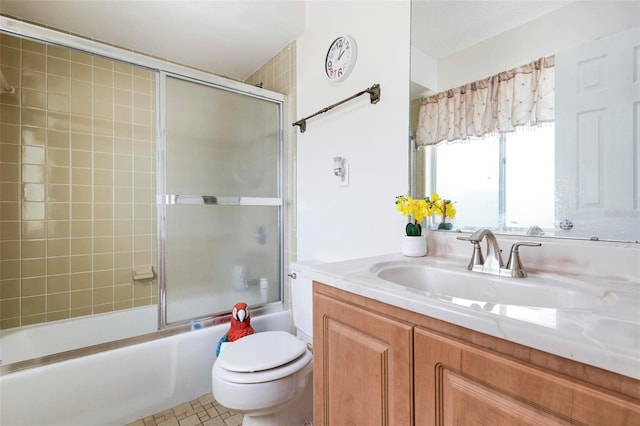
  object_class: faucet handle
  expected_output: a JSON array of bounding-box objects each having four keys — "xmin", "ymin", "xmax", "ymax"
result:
[
  {"xmin": 457, "ymin": 235, "xmax": 481, "ymax": 243},
  {"xmin": 457, "ymin": 236, "xmax": 484, "ymax": 270},
  {"xmin": 505, "ymin": 242, "xmax": 541, "ymax": 278}
]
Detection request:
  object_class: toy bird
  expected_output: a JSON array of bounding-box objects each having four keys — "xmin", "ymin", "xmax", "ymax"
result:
[{"xmin": 216, "ymin": 302, "xmax": 255, "ymax": 357}]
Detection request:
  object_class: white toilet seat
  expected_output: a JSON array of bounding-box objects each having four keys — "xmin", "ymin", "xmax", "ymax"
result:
[
  {"xmin": 214, "ymin": 349, "xmax": 312, "ymax": 384},
  {"xmin": 218, "ymin": 330, "xmax": 307, "ymax": 372},
  {"xmin": 214, "ymin": 331, "xmax": 312, "ymax": 384}
]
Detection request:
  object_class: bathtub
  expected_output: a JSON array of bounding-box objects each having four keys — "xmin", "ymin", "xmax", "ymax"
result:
[
  {"xmin": 1, "ymin": 283, "xmax": 279, "ymax": 365},
  {"xmin": 0, "ymin": 306, "xmax": 158, "ymax": 365},
  {"xmin": 0, "ymin": 309, "xmax": 291, "ymax": 426}
]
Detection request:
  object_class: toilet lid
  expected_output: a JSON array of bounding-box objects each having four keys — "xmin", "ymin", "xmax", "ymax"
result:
[
  {"xmin": 217, "ymin": 331, "xmax": 307, "ymax": 373},
  {"xmin": 213, "ymin": 348, "xmax": 312, "ymax": 384}
]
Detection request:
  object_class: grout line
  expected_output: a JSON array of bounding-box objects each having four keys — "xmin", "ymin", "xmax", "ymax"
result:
[{"xmin": 124, "ymin": 393, "xmax": 243, "ymax": 426}]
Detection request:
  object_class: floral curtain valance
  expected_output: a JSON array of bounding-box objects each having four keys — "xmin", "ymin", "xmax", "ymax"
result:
[{"xmin": 415, "ymin": 56, "xmax": 555, "ymax": 146}]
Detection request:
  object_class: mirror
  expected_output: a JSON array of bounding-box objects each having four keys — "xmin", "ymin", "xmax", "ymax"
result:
[{"xmin": 410, "ymin": 1, "xmax": 640, "ymax": 243}]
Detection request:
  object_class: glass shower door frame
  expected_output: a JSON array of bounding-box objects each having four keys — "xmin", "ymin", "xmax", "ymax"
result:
[{"xmin": 156, "ymin": 71, "xmax": 285, "ymax": 329}]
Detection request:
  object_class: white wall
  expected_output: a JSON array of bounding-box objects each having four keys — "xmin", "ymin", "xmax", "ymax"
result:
[
  {"xmin": 410, "ymin": 45, "xmax": 438, "ymax": 95},
  {"xmin": 438, "ymin": 1, "xmax": 640, "ymax": 91},
  {"xmin": 296, "ymin": 1, "xmax": 411, "ymax": 262}
]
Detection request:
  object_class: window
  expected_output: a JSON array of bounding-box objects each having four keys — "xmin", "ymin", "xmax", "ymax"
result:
[{"xmin": 426, "ymin": 124, "xmax": 555, "ymax": 232}]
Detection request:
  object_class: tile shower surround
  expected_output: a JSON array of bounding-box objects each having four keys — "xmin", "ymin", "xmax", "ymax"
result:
[
  {"xmin": 0, "ymin": 17, "xmax": 297, "ymax": 426},
  {"xmin": 0, "ymin": 24, "xmax": 296, "ymax": 330},
  {"xmin": 0, "ymin": 34, "xmax": 157, "ymax": 328}
]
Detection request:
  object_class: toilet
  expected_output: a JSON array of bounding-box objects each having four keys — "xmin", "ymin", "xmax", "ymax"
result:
[{"xmin": 211, "ymin": 271, "xmax": 313, "ymax": 426}]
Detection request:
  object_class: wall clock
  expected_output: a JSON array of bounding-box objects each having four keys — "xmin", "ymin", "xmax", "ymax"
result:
[{"xmin": 324, "ymin": 35, "xmax": 357, "ymax": 82}]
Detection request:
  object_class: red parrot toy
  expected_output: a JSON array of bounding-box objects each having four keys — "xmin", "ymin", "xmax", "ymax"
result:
[{"xmin": 216, "ymin": 302, "xmax": 255, "ymax": 356}]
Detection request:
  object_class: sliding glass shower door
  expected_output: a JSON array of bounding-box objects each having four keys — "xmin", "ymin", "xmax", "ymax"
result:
[{"xmin": 161, "ymin": 74, "xmax": 283, "ymax": 324}]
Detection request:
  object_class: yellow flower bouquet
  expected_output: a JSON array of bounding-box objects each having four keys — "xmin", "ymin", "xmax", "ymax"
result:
[
  {"xmin": 428, "ymin": 193, "xmax": 457, "ymax": 230},
  {"xmin": 395, "ymin": 195, "xmax": 433, "ymax": 236},
  {"xmin": 396, "ymin": 193, "xmax": 456, "ymax": 234}
]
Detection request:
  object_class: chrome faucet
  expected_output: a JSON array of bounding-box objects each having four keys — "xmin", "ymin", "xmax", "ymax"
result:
[
  {"xmin": 458, "ymin": 229, "xmax": 541, "ymax": 278},
  {"xmin": 467, "ymin": 229, "xmax": 504, "ymax": 274}
]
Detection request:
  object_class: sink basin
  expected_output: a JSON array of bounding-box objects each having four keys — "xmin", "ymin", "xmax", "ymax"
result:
[{"xmin": 372, "ymin": 261, "xmax": 616, "ymax": 310}]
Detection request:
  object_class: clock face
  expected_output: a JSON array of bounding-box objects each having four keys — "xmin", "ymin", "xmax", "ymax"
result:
[{"xmin": 325, "ymin": 36, "xmax": 357, "ymax": 82}]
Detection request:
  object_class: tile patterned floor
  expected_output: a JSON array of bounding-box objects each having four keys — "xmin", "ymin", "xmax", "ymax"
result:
[{"xmin": 125, "ymin": 393, "xmax": 243, "ymax": 426}]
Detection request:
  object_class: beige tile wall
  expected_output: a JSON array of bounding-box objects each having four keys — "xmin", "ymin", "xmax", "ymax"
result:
[
  {"xmin": 0, "ymin": 33, "xmax": 157, "ymax": 329},
  {"xmin": 244, "ymin": 42, "xmax": 297, "ymax": 309},
  {"xmin": 0, "ymin": 27, "xmax": 295, "ymax": 329}
]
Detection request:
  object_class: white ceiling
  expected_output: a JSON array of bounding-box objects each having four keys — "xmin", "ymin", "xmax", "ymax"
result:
[
  {"xmin": 409, "ymin": 0, "xmax": 574, "ymax": 98},
  {"xmin": 1, "ymin": 0, "xmax": 307, "ymax": 81},
  {"xmin": 2, "ymin": 0, "xmax": 574, "ymax": 83},
  {"xmin": 411, "ymin": 0, "xmax": 574, "ymax": 59}
]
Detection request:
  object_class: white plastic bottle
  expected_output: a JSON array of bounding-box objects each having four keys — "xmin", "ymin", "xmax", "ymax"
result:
[{"xmin": 259, "ymin": 277, "xmax": 269, "ymax": 303}]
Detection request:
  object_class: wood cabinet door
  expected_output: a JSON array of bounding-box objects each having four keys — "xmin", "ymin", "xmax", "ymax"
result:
[
  {"xmin": 314, "ymin": 290, "xmax": 414, "ymax": 426},
  {"xmin": 414, "ymin": 327, "xmax": 640, "ymax": 426}
]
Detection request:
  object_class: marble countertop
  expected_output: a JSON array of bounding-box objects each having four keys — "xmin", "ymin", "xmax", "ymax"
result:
[{"xmin": 293, "ymin": 253, "xmax": 640, "ymax": 380}]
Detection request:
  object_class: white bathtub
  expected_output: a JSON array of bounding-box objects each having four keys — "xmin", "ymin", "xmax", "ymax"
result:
[
  {"xmin": 1, "ymin": 282, "xmax": 278, "ymax": 365},
  {"xmin": 0, "ymin": 309, "xmax": 291, "ymax": 426},
  {"xmin": 0, "ymin": 306, "xmax": 158, "ymax": 365}
]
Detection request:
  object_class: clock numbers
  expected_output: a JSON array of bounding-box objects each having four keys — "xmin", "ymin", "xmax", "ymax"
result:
[{"xmin": 325, "ymin": 36, "xmax": 357, "ymax": 81}]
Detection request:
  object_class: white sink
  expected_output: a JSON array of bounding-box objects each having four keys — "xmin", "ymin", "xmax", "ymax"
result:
[{"xmin": 371, "ymin": 261, "xmax": 616, "ymax": 310}]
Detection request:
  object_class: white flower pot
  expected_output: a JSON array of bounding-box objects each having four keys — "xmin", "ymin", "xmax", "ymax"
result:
[{"xmin": 401, "ymin": 235, "xmax": 427, "ymax": 257}]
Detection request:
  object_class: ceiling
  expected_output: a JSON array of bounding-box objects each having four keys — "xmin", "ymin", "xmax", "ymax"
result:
[
  {"xmin": 2, "ymin": 0, "xmax": 574, "ymax": 83},
  {"xmin": 409, "ymin": 0, "xmax": 573, "ymax": 98},
  {"xmin": 411, "ymin": 0, "xmax": 574, "ymax": 59},
  {"xmin": 0, "ymin": 0, "xmax": 306, "ymax": 81}
]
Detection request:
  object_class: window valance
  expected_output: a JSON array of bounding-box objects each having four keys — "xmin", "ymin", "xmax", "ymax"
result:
[{"xmin": 415, "ymin": 56, "xmax": 555, "ymax": 146}]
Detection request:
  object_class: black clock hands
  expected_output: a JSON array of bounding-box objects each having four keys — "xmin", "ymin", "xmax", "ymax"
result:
[{"xmin": 325, "ymin": 36, "xmax": 356, "ymax": 81}]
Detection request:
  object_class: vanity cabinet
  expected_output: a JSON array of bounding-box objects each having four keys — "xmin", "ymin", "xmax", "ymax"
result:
[
  {"xmin": 414, "ymin": 327, "xmax": 640, "ymax": 425},
  {"xmin": 313, "ymin": 282, "xmax": 640, "ymax": 426},
  {"xmin": 313, "ymin": 288, "xmax": 414, "ymax": 425}
]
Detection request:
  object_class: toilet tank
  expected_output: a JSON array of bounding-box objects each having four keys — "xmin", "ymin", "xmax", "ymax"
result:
[{"xmin": 290, "ymin": 269, "xmax": 313, "ymax": 346}]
